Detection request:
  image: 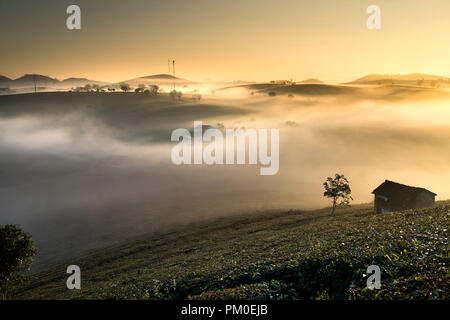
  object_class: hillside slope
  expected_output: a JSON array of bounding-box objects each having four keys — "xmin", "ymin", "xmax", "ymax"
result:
[
  {"xmin": 17, "ymin": 203, "xmax": 449, "ymax": 300},
  {"xmin": 120, "ymin": 74, "xmax": 196, "ymax": 87},
  {"xmin": 222, "ymin": 83, "xmax": 450, "ymax": 101},
  {"xmin": 347, "ymin": 73, "xmax": 450, "ymax": 88},
  {"xmin": 350, "ymin": 73, "xmax": 450, "ymax": 83}
]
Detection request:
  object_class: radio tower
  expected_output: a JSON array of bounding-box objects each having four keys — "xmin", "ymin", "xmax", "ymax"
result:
[{"xmin": 172, "ymin": 60, "xmax": 176, "ymax": 90}]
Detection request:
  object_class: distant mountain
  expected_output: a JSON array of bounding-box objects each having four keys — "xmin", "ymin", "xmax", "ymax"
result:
[
  {"xmin": 0, "ymin": 76, "xmax": 12, "ymax": 87},
  {"xmin": 121, "ymin": 74, "xmax": 196, "ymax": 86},
  {"xmin": 141, "ymin": 74, "xmax": 185, "ymax": 80},
  {"xmin": 0, "ymin": 74, "xmax": 110, "ymax": 90},
  {"xmin": 297, "ymin": 78, "xmax": 323, "ymax": 84},
  {"xmin": 13, "ymin": 74, "xmax": 60, "ymax": 88},
  {"xmin": 61, "ymin": 77, "xmax": 108, "ymax": 87},
  {"xmin": 62, "ymin": 77, "xmax": 90, "ymax": 83},
  {"xmin": 0, "ymin": 75, "xmax": 12, "ymax": 81},
  {"xmin": 1, "ymin": 73, "xmax": 194, "ymax": 91},
  {"xmin": 348, "ymin": 73, "xmax": 450, "ymax": 85}
]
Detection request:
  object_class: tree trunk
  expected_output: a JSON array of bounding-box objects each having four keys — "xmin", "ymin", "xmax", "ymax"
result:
[{"xmin": 331, "ymin": 199, "xmax": 336, "ymax": 215}]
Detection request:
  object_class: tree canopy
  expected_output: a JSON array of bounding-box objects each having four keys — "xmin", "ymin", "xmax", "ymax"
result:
[
  {"xmin": 323, "ymin": 174, "xmax": 353, "ymax": 215},
  {"xmin": 0, "ymin": 225, "xmax": 37, "ymax": 299}
]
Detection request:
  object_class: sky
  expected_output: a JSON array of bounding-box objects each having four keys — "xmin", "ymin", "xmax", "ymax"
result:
[{"xmin": 1, "ymin": 0, "xmax": 450, "ymax": 83}]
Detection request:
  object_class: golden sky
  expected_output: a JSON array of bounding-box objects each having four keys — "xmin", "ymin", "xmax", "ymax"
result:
[{"xmin": 1, "ymin": 0, "xmax": 450, "ymax": 83}]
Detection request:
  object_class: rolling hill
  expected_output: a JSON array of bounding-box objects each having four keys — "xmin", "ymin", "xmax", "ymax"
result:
[
  {"xmin": 347, "ymin": 73, "xmax": 450, "ymax": 87},
  {"xmin": 120, "ymin": 74, "xmax": 196, "ymax": 87},
  {"xmin": 222, "ymin": 82, "xmax": 450, "ymax": 101},
  {"xmin": 141, "ymin": 74, "xmax": 184, "ymax": 80},
  {"xmin": 297, "ymin": 78, "xmax": 324, "ymax": 84},
  {"xmin": 13, "ymin": 74, "xmax": 60, "ymax": 88},
  {"xmin": 0, "ymin": 73, "xmax": 193, "ymax": 91},
  {"xmin": 15, "ymin": 202, "xmax": 449, "ymax": 300},
  {"xmin": 0, "ymin": 75, "xmax": 12, "ymax": 87},
  {"xmin": 61, "ymin": 77, "xmax": 108, "ymax": 87},
  {"xmin": 0, "ymin": 74, "xmax": 108, "ymax": 89}
]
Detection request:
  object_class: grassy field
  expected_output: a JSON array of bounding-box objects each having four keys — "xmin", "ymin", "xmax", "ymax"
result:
[{"xmin": 15, "ymin": 201, "xmax": 449, "ymax": 300}]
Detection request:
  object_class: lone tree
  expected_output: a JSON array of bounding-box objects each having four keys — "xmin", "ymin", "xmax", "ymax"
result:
[
  {"xmin": 119, "ymin": 82, "xmax": 131, "ymax": 92},
  {"xmin": 323, "ymin": 174, "xmax": 353, "ymax": 215},
  {"xmin": 0, "ymin": 225, "xmax": 37, "ymax": 299}
]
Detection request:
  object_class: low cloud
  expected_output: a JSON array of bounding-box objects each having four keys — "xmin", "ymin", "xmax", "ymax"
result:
[{"xmin": 1, "ymin": 90, "xmax": 450, "ymax": 269}]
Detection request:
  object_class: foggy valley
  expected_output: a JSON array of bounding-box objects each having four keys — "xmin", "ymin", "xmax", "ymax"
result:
[{"xmin": 1, "ymin": 86, "xmax": 450, "ymax": 269}]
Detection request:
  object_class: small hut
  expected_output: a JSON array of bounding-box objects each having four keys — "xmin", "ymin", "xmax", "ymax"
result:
[{"xmin": 372, "ymin": 180, "xmax": 436, "ymax": 214}]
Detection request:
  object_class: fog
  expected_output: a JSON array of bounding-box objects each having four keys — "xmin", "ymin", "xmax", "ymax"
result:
[{"xmin": 1, "ymin": 89, "xmax": 450, "ymax": 269}]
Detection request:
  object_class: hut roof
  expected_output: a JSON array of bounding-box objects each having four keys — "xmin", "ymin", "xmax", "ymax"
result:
[{"xmin": 372, "ymin": 180, "xmax": 436, "ymax": 199}]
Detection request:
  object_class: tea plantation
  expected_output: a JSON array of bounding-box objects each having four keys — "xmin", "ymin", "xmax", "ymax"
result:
[{"xmin": 17, "ymin": 202, "xmax": 449, "ymax": 299}]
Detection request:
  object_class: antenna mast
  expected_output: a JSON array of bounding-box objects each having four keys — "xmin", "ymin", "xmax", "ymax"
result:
[{"xmin": 172, "ymin": 60, "xmax": 176, "ymax": 90}]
